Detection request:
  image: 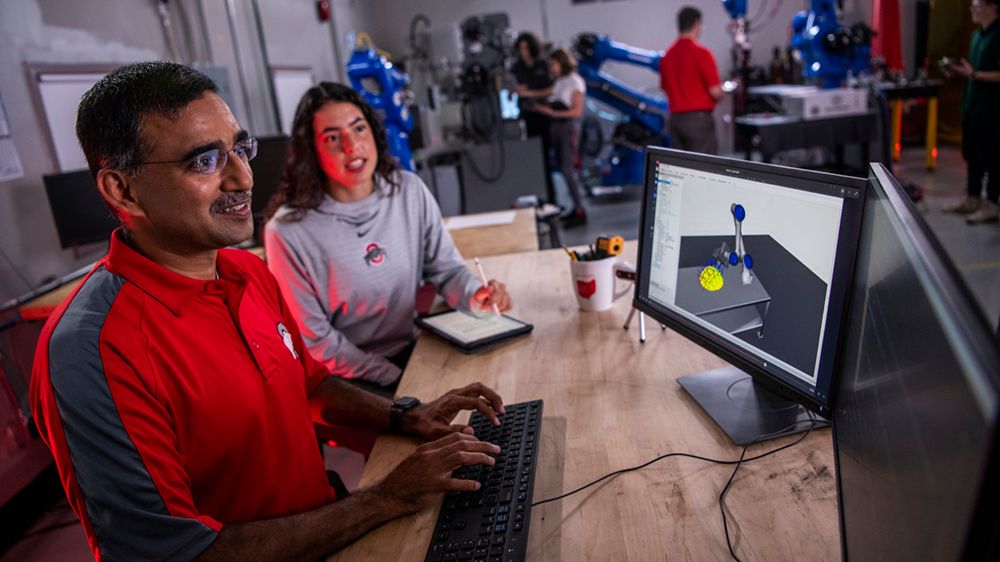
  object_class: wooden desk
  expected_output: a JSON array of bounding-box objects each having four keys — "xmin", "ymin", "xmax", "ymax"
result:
[
  {"xmin": 331, "ymin": 242, "xmax": 839, "ymax": 561},
  {"xmin": 444, "ymin": 208, "xmax": 538, "ymax": 258}
]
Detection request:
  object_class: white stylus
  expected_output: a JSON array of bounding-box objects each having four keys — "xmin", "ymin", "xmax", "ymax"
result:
[{"xmin": 473, "ymin": 257, "xmax": 502, "ymax": 317}]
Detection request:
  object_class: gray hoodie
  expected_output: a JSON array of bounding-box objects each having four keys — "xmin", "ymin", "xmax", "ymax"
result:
[{"xmin": 264, "ymin": 171, "xmax": 481, "ymax": 385}]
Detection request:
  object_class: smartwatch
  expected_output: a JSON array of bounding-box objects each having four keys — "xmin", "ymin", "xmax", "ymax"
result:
[{"xmin": 390, "ymin": 396, "xmax": 421, "ymax": 432}]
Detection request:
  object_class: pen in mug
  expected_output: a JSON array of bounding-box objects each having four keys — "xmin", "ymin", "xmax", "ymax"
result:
[{"xmin": 473, "ymin": 257, "xmax": 502, "ymax": 317}]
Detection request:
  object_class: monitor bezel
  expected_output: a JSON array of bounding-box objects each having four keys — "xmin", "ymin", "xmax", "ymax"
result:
[
  {"xmin": 632, "ymin": 147, "xmax": 866, "ymax": 417},
  {"xmin": 832, "ymin": 163, "xmax": 1000, "ymax": 561}
]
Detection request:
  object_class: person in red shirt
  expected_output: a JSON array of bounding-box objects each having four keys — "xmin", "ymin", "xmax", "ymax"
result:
[
  {"xmin": 30, "ymin": 61, "xmax": 507, "ymax": 561},
  {"xmin": 660, "ymin": 6, "xmax": 724, "ymax": 154}
]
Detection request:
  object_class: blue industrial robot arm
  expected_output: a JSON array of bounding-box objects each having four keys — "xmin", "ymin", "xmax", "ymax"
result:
[
  {"xmin": 790, "ymin": 0, "xmax": 872, "ymax": 88},
  {"xmin": 573, "ymin": 33, "xmax": 668, "ymax": 137},
  {"xmin": 722, "ymin": 0, "xmax": 747, "ymax": 20},
  {"xmin": 346, "ymin": 47, "xmax": 416, "ymax": 171}
]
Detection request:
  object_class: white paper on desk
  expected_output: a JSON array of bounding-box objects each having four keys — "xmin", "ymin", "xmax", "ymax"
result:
[
  {"xmin": 0, "ymin": 139, "xmax": 24, "ymax": 183},
  {"xmin": 444, "ymin": 210, "xmax": 516, "ymax": 231}
]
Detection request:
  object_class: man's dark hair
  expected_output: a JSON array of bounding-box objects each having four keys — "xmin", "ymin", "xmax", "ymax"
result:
[
  {"xmin": 983, "ymin": 0, "xmax": 998, "ymax": 7},
  {"xmin": 76, "ymin": 61, "xmax": 218, "ymax": 180},
  {"xmin": 516, "ymin": 32, "xmax": 542, "ymax": 59},
  {"xmin": 265, "ymin": 82, "xmax": 400, "ymax": 223},
  {"xmin": 678, "ymin": 6, "xmax": 702, "ymax": 33}
]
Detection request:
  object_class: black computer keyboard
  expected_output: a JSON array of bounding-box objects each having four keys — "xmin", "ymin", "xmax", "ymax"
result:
[{"xmin": 424, "ymin": 399, "xmax": 543, "ymax": 562}]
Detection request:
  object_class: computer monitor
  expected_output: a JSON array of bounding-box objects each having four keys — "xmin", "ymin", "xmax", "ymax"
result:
[
  {"xmin": 498, "ymin": 88, "xmax": 520, "ymax": 121},
  {"xmin": 42, "ymin": 170, "xmax": 119, "ymax": 249},
  {"xmin": 633, "ymin": 147, "xmax": 865, "ymax": 444},
  {"xmin": 249, "ymin": 135, "xmax": 289, "ymax": 244},
  {"xmin": 833, "ymin": 163, "xmax": 1000, "ymax": 560}
]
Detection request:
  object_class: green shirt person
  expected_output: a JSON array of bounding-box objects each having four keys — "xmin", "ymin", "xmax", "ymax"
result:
[{"xmin": 944, "ymin": 0, "xmax": 1000, "ymax": 224}]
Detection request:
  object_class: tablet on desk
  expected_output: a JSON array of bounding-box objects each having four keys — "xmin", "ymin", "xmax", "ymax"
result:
[{"xmin": 415, "ymin": 310, "xmax": 533, "ymax": 353}]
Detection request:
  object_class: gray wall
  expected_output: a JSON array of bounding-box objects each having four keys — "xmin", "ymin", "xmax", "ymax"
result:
[
  {"xmin": 0, "ymin": 0, "xmax": 371, "ymax": 305},
  {"xmin": 0, "ymin": 0, "xmax": 165, "ymax": 303}
]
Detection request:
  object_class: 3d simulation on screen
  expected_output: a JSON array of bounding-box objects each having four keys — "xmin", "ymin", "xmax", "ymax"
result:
[
  {"xmin": 681, "ymin": 202, "xmax": 771, "ymax": 340},
  {"xmin": 648, "ymin": 159, "xmax": 845, "ymax": 382}
]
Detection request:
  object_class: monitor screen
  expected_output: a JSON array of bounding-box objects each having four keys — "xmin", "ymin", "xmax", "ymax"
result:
[
  {"xmin": 833, "ymin": 164, "xmax": 1000, "ymax": 560},
  {"xmin": 249, "ymin": 135, "xmax": 288, "ymax": 244},
  {"xmin": 498, "ymin": 88, "xmax": 519, "ymax": 121},
  {"xmin": 249, "ymin": 135, "xmax": 289, "ymax": 217},
  {"xmin": 634, "ymin": 148, "xmax": 865, "ymax": 415},
  {"xmin": 43, "ymin": 170, "xmax": 119, "ymax": 249}
]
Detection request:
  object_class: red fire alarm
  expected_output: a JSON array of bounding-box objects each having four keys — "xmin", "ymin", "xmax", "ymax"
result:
[{"xmin": 316, "ymin": 0, "xmax": 331, "ymax": 22}]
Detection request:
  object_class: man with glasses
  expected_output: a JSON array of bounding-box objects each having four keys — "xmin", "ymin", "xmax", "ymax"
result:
[
  {"xmin": 31, "ymin": 62, "xmax": 506, "ymax": 561},
  {"xmin": 944, "ymin": 0, "xmax": 1000, "ymax": 224}
]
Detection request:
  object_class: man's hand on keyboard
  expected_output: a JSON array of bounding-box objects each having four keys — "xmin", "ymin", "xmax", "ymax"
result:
[
  {"xmin": 402, "ymin": 382, "xmax": 506, "ymax": 441},
  {"xmin": 375, "ymin": 432, "xmax": 501, "ymax": 513}
]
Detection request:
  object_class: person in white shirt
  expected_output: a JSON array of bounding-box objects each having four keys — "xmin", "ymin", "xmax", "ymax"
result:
[{"xmin": 527, "ymin": 48, "xmax": 588, "ymax": 227}]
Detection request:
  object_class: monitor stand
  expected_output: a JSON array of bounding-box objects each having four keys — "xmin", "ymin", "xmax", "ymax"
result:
[{"xmin": 678, "ymin": 365, "xmax": 820, "ymax": 445}]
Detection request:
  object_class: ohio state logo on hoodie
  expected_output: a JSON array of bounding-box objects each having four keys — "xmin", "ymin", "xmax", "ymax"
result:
[{"xmin": 364, "ymin": 243, "xmax": 386, "ymax": 266}]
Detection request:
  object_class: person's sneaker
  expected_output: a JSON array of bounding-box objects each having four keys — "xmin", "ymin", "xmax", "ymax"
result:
[
  {"xmin": 944, "ymin": 196, "xmax": 982, "ymax": 215},
  {"xmin": 559, "ymin": 208, "xmax": 588, "ymax": 228},
  {"xmin": 966, "ymin": 200, "xmax": 1000, "ymax": 224}
]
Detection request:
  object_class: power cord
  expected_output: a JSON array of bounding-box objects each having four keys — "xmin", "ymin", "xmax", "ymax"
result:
[{"xmin": 531, "ymin": 417, "xmax": 829, "ymax": 561}]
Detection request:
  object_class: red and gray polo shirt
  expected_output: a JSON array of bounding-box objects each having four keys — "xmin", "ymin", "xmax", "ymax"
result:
[{"xmin": 30, "ymin": 231, "xmax": 336, "ymax": 561}]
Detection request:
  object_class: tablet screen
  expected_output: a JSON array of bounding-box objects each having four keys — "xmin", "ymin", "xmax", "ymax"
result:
[{"xmin": 419, "ymin": 310, "xmax": 528, "ymax": 345}]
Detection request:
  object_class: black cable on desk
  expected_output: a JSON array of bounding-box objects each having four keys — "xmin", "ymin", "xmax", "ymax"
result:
[
  {"xmin": 530, "ymin": 417, "xmax": 829, "ymax": 560},
  {"xmin": 719, "ymin": 417, "xmax": 822, "ymax": 561}
]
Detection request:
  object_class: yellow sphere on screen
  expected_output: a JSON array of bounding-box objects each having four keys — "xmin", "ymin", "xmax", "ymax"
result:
[{"xmin": 699, "ymin": 266, "xmax": 724, "ymax": 292}]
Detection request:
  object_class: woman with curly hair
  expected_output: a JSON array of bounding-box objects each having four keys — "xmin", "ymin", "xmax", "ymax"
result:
[{"xmin": 264, "ymin": 83, "xmax": 511, "ymax": 389}]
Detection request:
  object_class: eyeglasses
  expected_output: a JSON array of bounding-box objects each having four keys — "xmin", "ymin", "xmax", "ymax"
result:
[{"xmin": 143, "ymin": 137, "xmax": 258, "ymax": 174}]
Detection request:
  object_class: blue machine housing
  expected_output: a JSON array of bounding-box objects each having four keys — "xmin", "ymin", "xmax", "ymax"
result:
[
  {"xmin": 722, "ymin": 0, "xmax": 871, "ymax": 89},
  {"xmin": 346, "ymin": 48, "xmax": 415, "ymax": 171},
  {"xmin": 574, "ymin": 33, "xmax": 670, "ymax": 188},
  {"xmin": 790, "ymin": 1, "xmax": 872, "ymax": 88}
]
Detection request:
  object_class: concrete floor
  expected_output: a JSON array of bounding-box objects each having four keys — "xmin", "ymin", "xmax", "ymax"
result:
[{"xmin": 3, "ymin": 146, "xmax": 997, "ymax": 561}]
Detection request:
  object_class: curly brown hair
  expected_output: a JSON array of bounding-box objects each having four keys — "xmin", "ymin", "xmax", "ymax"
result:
[{"xmin": 265, "ymin": 82, "xmax": 400, "ymax": 222}]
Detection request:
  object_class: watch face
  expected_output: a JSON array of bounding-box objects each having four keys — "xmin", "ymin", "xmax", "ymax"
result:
[{"xmin": 396, "ymin": 396, "xmax": 420, "ymax": 409}]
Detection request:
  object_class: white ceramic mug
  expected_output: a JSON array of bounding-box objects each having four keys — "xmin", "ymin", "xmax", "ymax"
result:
[{"xmin": 569, "ymin": 257, "xmax": 636, "ymax": 312}]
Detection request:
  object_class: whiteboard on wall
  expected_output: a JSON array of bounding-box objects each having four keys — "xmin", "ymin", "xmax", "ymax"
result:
[
  {"xmin": 33, "ymin": 70, "xmax": 110, "ymax": 172},
  {"xmin": 271, "ymin": 67, "xmax": 314, "ymax": 135}
]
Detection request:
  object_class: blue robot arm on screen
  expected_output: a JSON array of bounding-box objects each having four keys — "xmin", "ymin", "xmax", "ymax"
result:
[
  {"xmin": 789, "ymin": 1, "xmax": 872, "ymax": 88},
  {"xmin": 573, "ymin": 33, "xmax": 670, "ymax": 188},
  {"xmin": 346, "ymin": 48, "xmax": 415, "ymax": 171},
  {"xmin": 710, "ymin": 203, "xmax": 755, "ymax": 287}
]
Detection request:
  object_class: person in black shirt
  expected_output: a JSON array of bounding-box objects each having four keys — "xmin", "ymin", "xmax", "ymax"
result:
[
  {"xmin": 943, "ymin": 0, "xmax": 1000, "ymax": 224},
  {"xmin": 512, "ymin": 32, "xmax": 557, "ymax": 205}
]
